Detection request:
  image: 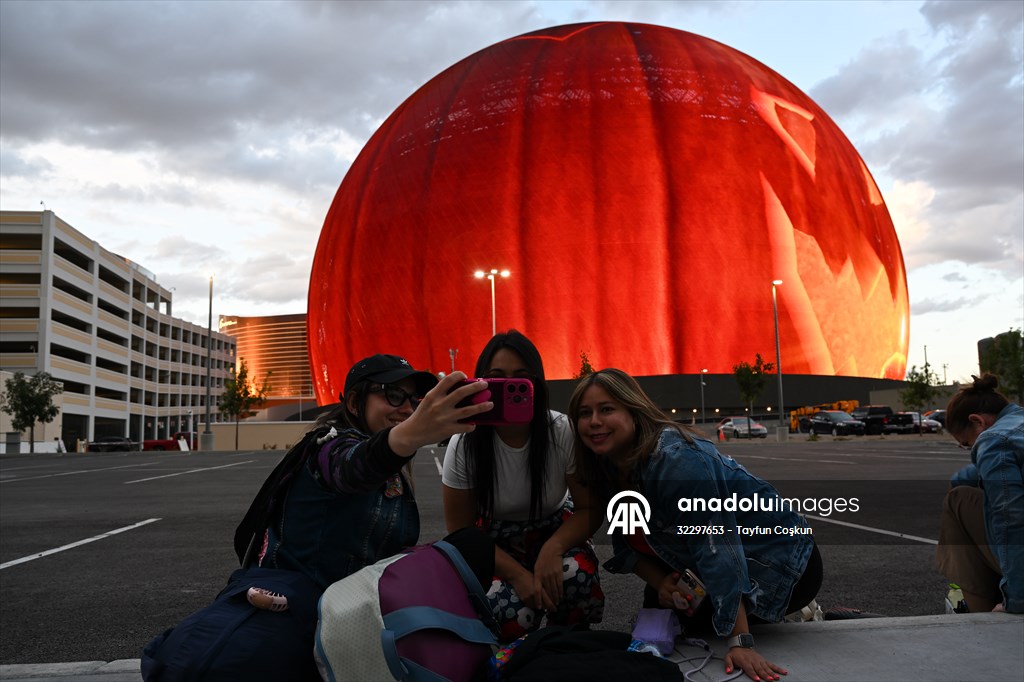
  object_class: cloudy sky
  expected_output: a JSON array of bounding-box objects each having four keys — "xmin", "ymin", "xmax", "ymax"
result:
[{"xmin": 1, "ymin": 0, "xmax": 1021, "ymax": 384}]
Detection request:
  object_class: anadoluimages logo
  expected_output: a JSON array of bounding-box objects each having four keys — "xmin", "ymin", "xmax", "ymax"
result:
[{"xmin": 606, "ymin": 490, "xmax": 652, "ymax": 535}]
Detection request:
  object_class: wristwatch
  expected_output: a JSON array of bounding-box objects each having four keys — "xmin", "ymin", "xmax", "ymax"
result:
[{"xmin": 726, "ymin": 633, "xmax": 755, "ymax": 649}]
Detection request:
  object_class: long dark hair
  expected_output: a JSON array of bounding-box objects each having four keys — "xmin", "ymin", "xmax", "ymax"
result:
[
  {"xmin": 946, "ymin": 373, "xmax": 1010, "ymax": 434},
  {"xmin": 314, "ymin": 380, "xmax": 373, "ymax": 433},
  {"xmin": 461, "ymin": 330, "xmax": 551, "ymax": 521}
]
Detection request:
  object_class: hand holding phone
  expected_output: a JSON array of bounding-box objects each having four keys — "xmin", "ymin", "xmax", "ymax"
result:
[
  {"xmin": 671, "ymin": 569, "xmax": 707, "ymax": 615},
  {"xmin": 450, "ymin": 377, "xmax": 533, "ymax": 426}
]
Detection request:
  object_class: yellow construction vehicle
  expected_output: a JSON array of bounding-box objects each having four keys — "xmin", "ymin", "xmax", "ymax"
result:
[{"xmin": 789, "ymin": 400, "xmax": 860, "ymax": 433}]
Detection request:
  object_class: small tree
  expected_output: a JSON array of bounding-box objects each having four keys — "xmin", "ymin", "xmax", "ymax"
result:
[
  {"xmin": 573, "ymin": 351, "xmax": 595, "ymax": 380},
  {"xmin": 219, "ymin": 359, "xmax": 271, "ymax": 450},
  {"xmin": 0, "ymin": 372, "xmax": 63, "ymax": 454},
  {"xmin": 901, "ymin": 363, "xmax": 939, "ymax": 435},
  {"xmin": 980, "ymin": 328, "xmax": 1023, "ymax": 402},
  {"xmin": 732, "ymin": 354, "xmax": 775, "ymax": 420}
]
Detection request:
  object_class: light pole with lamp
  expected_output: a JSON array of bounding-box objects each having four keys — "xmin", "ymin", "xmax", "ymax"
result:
[
  {"xmin": 199, "ymin": 276, "xmax": 216, "ymax": 452},
  {"xmin": 474, "ymin": 269, "xmax": 510, "ymax": 337},
  {"xmin": 699, "ymin": 368, "xmax": 708, "ymax": 429},
  {"xmin": 448, "ymin": 348, "xmax": 459, "ymax": 374},
  {"xmin": 771, "ymin": 279, "xmax": 786, "ymax": 439}
]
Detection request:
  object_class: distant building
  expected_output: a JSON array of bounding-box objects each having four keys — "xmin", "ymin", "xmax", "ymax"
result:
[
  {"xmin": 219, "ymin": 314, "xmax": 317, "ymax": 419},
  {"xmin": 0, "ymin": 210, "xmax": 235, "ymax": 447}
]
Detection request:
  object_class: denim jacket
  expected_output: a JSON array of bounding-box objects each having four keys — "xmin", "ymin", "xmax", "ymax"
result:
[
  {"xmin": 260, "ymin": 426, "xmax": 419, "ymax": 590},
  {"xmin": 950, "ymin": 403, "xmax": 1024, "ymax": 612},
  {"xmin": 604, "ymin": 428, "xmax": 814, "ymax": 635}
]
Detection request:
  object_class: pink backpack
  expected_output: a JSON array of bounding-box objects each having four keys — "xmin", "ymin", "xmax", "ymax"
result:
[{"xmin": 315, "ymin": 540, "xmax": 498, "ymax": 682}]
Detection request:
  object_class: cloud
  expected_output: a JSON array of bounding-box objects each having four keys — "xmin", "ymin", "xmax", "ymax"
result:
[
  {"xmin": 809, "ymin": 1, "xmax": 1023, "ymax": 284},
  {"xmin": 912, "ymin": 295, "xmax": 986, "ymax": 315},
  {"xmin": 0, "ymin": 148, "xmax": 55, "ymax": 178}
]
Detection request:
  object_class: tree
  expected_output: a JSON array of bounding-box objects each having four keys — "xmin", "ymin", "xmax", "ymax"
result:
[
  {"xmin": 573, "ymin": 350, "xmax": 595, "ymax": 380},
  {"xmin": 901, "ymin": 363, "xmax": 939, "ymax": 435},
  {"xmin": 980, "ymin": 328, "xmax": 1023, "ymax": 402},
  {"xmin": 219, "ymin": 359, "xmax": 271, "ymax": 450},
  {"xmin": 0, "ymin": 372, "xmax": 63, "ymax": 454},
  {"xmin": 732, "ymin": 354, "xmax": 775, "ymax": 418}
]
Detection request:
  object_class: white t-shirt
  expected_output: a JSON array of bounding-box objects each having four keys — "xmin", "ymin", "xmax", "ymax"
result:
[{"xmin": 442, "ymin": 411, "xmax": 575, "ymax": 521}]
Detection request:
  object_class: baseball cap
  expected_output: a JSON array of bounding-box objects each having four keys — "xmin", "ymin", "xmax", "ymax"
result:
[{"xmin": 342, "ymin": 354, "xmax": 438, "ymax": 398}]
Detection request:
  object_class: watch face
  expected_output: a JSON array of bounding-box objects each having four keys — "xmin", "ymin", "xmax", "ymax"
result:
[{"xmin": 739, "ymin": 633, "xmax": 755, "ymax": 648}]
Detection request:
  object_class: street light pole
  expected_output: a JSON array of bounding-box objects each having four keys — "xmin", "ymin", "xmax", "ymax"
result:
[
  {"xmin": 449, "ymin": 348, "xmax": 458, "ymax": 374},
  {"xmin": 771, "ymin": 280, "xmax": 785, "ymax": 430},
  {"xmin": 200, "ymin": 276, "xmax": 214, "ymax": 451},
  {"xmin": 474, "ymin": 269, "xmax": 510, "ymax": 337},
  {"xmin": 700, "ymin": 368, "xmax": 708, "ymax": 427}
]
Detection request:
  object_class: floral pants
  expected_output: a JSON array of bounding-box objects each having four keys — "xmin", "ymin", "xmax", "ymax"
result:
[{"xmin": 478, "ymin": 504, "xmax": 605, "ymax": 642}]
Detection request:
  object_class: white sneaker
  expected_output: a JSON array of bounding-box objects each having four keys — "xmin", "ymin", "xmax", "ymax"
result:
[{"xmin": 785, "ymin": 599, "xmax": 824, "ymax": 622}]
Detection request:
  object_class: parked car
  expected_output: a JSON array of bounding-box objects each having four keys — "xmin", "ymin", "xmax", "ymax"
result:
[
  {"xmin": 143, "ymin": 431, "xmax": 197, "ymax": 451},
  {"xmin": 923, "ymin": 409, "xmax": 946, "ymax": 427},
  {"xmin": 716, "ymin": 416, "xmax": 768, "ymax": 439},
  {"xmin": 88, "ymin": 435, "xmax": 135, "ymax": 452},
  {"xmin": 904, "ymin": 412, "xmax": 942, "ymax": 434},
  {"xmin": 882, "ymin": 413, "xmax": 917, "ymax": 435},
  {"xmin": 850, "ymin": 405, "xmax": 913, "ymax": 435},
  {"xmin": 807, "ymin": 410, "xmax": 866, "ymax": 436}
]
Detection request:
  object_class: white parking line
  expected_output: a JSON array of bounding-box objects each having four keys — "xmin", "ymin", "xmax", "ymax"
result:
[
  {"xmin": 806, "ymin": 514, "xmax": 937, "ymax": 545},
  {"xmin": 0, "ymin": 461, "xmax": 160, "ymax": 483},
  {"xmin": 123, "ymin": 460, "xmax": 255, "ymax": 484},
  {"xmin": 0, "ymin": 518, "xmax": 161, "ymax": 570},
  {"xmin": 740, "ymin": 455, "xmax": 854, "ymax": 465},
  {"xmin": 434, "ymin": 456, "xmax": 443, "ymax": 476}
]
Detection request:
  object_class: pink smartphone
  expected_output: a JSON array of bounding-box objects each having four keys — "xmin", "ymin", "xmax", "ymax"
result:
[
  {"xmin": 452, "ymin": 378, "xmax": 534, "ymax": 425},
  {"xmin": 672, "ymin": 569, "xmax": 707, "ymax": 613}
]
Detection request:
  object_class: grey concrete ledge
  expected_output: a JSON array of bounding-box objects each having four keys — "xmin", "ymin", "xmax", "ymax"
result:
[
  {"xmin": 0, "ymin": 659, "xmax": 140, "ymax": 681},
  {"xmin": 674, "ymin": 612, "xmax": 1024, "ymax": 681},
  {"xmin": 2, "ymin": 614, "xmax": 1021, "ymax": 681}
]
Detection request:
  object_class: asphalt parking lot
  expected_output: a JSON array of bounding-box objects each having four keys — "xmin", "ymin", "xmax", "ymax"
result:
[{"xmin": 0, "ymin": 433, "xmax": 965, "ymax": 664}]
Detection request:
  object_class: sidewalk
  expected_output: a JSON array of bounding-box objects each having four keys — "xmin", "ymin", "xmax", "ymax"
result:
[{"xmin": 1, "ymin": 613, "xmax": 1020, "ymax": 681}]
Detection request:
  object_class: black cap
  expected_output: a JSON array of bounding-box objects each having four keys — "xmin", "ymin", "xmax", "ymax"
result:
[{"xmin": 342, "ymin": 354, "xmax": 438, "ymax": 398}]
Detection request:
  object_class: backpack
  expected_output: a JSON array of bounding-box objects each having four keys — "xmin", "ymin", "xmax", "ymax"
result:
[
  {"xmin": 493, "ymin": 626, "xmax": 683, "ymax": 682},
  {"xmin": 141, "ymin": 567, "xmax": 323, "ymax": 682},
  {"xmin": 315, "ymin": 537, "xmax": 499, "ymax": 682}
]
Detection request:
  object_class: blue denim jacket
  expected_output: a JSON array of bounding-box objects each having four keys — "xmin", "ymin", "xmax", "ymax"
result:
[
  {"xmin": 950, "ymin": 403, "xmax": 1024, "ymax": 612},
  {"xmin": 604, "ymin": 428, "xmax": 814, "ymax": 635},
  {"xmin": 260, "ymin": 427, "xmax": 419, "ymax": 590}
]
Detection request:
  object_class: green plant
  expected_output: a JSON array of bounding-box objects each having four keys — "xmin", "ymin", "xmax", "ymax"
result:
[
  {"xmin": 219, "ymin": 359, "xmax": 271, "ymax": 450},
  {"xmin": 901, "ymin": 363, "xmax": 939, "ymax": 435},
  {"xmin": 573, "ymin": 350, "xmax": 595, "ymax": 380},
  {"xmin": 980, "ymin": 328, "xmax": 1023, "ymax": 402},
  {"xmin": 732, "ymin": 353, "xmax": 775, "ymax": 417},
  {"xmin": 0, "ymin": 372, "xmax": 63, "ymax": 454}
]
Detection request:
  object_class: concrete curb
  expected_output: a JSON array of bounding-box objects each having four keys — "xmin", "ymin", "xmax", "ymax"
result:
[{"xmin": 2, "ymin": 613, "xmax": 1021, "ymax": 681}]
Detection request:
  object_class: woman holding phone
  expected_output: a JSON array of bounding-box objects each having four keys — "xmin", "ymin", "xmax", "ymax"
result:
[
  {"xmin": 236, "ymin": 354, "xmax": 492, "ymax": 588},
  {"xmin": 145, "ymin": 355, "xmax": 497, "ymax": 682},
  {"xmin": 441, "ymin": 330, "xmax": 605, "ymax": 641},
  {"xmin": 568, "ymin": 368, "xmax": 823, "ymax": 682}
]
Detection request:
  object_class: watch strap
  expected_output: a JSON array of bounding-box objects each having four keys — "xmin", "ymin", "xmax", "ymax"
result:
[{"xmin": 726, "ymin": 633, "xmax": 755, "ymax": 649}]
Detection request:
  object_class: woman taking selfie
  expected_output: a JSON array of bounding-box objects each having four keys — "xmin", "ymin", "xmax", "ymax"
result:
[
  {"xmin": 568, "ymin": 368, "xmax": 822, "ymax": 682},
  {"xmin": 236, "ymin": 353, "xmax": 492, "ymax": 587},
  {"xmin": 442, "ymin": 331, "xmax": 605, "ymax": 641}
]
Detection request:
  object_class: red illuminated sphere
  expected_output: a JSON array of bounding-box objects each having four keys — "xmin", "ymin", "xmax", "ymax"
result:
[{"xmin": 309, "ymin": 22, "xmax": 909, "ymax": 403}]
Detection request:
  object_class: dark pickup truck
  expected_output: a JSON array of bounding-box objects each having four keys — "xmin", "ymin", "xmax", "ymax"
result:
[{"xmin": 850, "ymin": 405, "xmax": 914, "ymax": 435}]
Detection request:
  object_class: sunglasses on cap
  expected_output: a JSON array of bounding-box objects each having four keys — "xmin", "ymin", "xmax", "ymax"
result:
[{"xmin": 369, "ymin": 383, "xmax": 422, "ymax": 409}]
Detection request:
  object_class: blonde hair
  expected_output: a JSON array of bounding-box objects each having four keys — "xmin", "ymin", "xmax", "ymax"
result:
[{"xmin": 567, "ymin": 368, "xmax": 694, "ymax": 490}]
